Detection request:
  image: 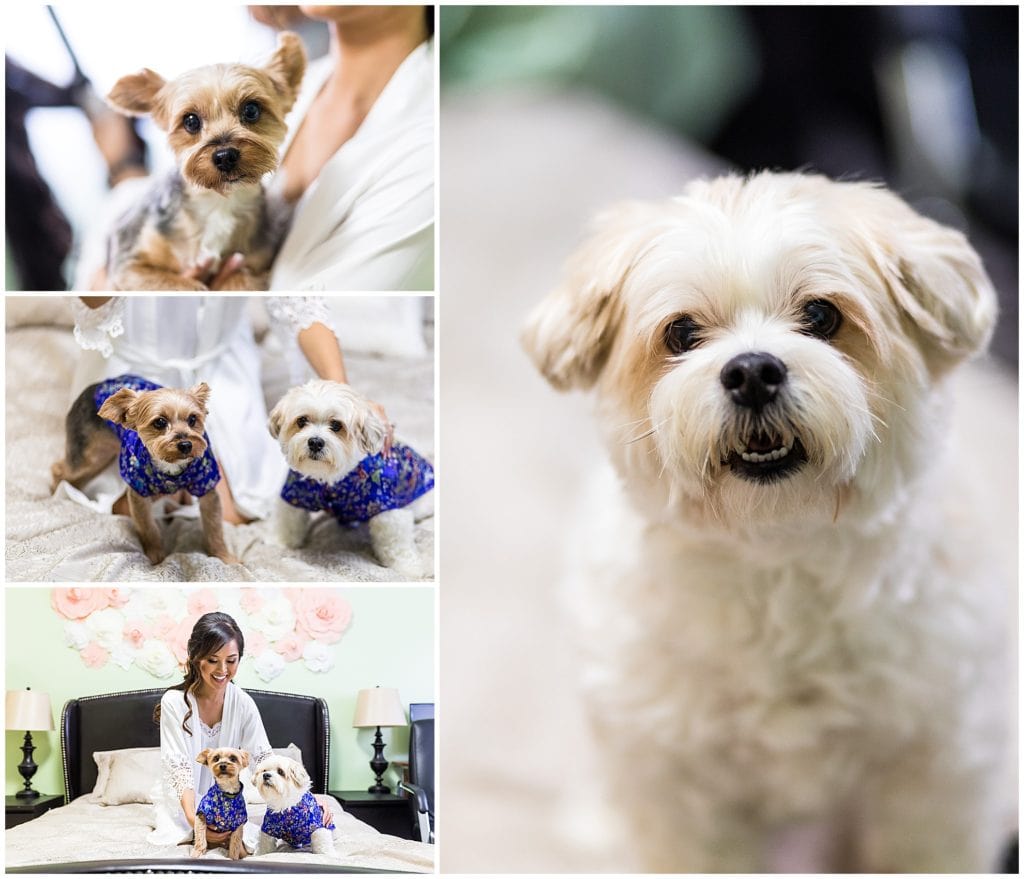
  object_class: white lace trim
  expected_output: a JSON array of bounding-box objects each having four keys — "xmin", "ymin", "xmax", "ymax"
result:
[
  {"xmin": 250, "ymin": 747, "xmax": 274, "ymax": 775},
  {"xmin": 266, "ymin": 296, "xmax": 337, "ymax": 338},
  {"xmin": 164, "ymin": 754, "xmax": 194, "ymax": 799},
  {"xmin": 200, "ymin": 719, "xmax": 222, "ymax": 738},
  {"xmin": 71, "ymin": 297, "xmax": 125, "ymax": 358}
]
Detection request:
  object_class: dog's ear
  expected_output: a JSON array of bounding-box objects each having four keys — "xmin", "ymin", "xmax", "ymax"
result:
[
  {"xmin": 238, "ymin": 750, "xmax": 250, "ymax": 769},
  {"xmin": 830, "ymin": 180, "xmax": 997, "ymax": 377},
  {"xmin": 288, "ymin": 761, "xmax": 311, "ymax": 791},
  {"xmin": 267, "ymin": 399, "xmax": 286, "ymax": 439},
  {"xmin": 98, "ymin": 387, "xmax": 140, "ymax": 428},
  {"xmin": 357, "ymin": 407, "xmax": 388, "ymax": 456},
  {"xmin": 196, "ymin": 748, "xmax": 212, "ymax": 766},
  {"xmin": 188, "ymin": 382, "xmax": 211, "ymax": 413},
  {"xmin": 107, "ymin": 69, "xmax": 166, "ymax": 119},
  {"xmin": 264, "ymin": 31, "xmax": 306, "ymax": 110},
  {"xmin": 522, "ymin": 201, "xmax": 661, "ymax": 391}
]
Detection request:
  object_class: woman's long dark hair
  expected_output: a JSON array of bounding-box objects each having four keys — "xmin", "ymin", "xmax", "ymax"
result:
[{"xmin": 153, "ymin": 612, "xmax": 245, "ymax": 736}]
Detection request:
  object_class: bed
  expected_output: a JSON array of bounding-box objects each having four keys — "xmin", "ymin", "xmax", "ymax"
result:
[
  {"xmin": 5, "ymin": 687, "xmax": 433, "ymax": 873},
  {"xmin": 4, "ymin": 297, "xmax": 434, "ymax": 582}
]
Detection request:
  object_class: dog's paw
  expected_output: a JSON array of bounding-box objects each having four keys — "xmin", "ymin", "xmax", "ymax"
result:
[
  {"xmin": 144, "ymin": 547, "xmax": 167, "ymax": 565},
  {"xmin": 190, "ymin": 845, "xmax": 205, "ymax": 859},
  {"xmin": 216, "ymin": 551, "xmax": 241, "ymax": 565}
]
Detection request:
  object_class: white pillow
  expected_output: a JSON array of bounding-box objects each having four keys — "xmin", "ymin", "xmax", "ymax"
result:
[
  {"xmin": 242, "ymin": 743, "xmax": 304, "ymax": 804},
  {"xmin": 93, "ymin": 747, "xmax": 162, "ymax": 805}
]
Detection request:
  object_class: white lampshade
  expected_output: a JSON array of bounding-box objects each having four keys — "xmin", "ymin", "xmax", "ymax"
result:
[
  {"xmin": 353, "ymin": 687, "xmax": 406, "ymax": 728},
  {"xmin": 6, "ymin": 690, "xmax": 54, "ymax": 731}
]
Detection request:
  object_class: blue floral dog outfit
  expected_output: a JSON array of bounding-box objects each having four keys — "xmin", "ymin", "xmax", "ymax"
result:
[
  {"xmin": 281, "ymin": 442, "xmax": 433, "ymax": 525},
  {"xmin": 195, "ymin": 783, "xmax": 247, "ymax": 833},
  {"xmin": 94, "ymin": 374, "xmax": 220, "ymax": 498},
  {"xmin": 260, "ymin": 791, "xmax": 335, "ymax": 848}
]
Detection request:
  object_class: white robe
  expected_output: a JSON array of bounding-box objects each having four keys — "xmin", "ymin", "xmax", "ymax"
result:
[
  {"xmin": 269, "ymin": 41, "xmax": 435, "ymax": 292},
  {"xmin": 149, "ymin": 684, "xmax": 272, "ymax": 849}
]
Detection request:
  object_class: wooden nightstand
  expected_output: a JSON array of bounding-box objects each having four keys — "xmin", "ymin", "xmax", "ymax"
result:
[
  {"xmin": 5, "ymin": 794, "xmax": 65, "ymax": 829},
  {"xmin": 332, "ymin": 790, "xmax": 413, "ymax": 839}
]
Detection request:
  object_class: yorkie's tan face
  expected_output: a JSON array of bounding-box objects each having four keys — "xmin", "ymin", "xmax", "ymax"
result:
[
  {"xmin": 107, "ymin": 32, "xmax": 306, "ymax": 193},
  {"xmin": 98, "ymin": 383, "xmax": 211, "ymax": 472},
  {"xmin": 197, "ymin": 747, "xmax": 249, "ymax": 788}
]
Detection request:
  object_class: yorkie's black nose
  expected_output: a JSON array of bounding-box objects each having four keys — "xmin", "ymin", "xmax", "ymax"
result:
[
  {"xmin": 213, "ymin": 147, "xmax": 240, "ymax": 172},
  {"xmin": 307, "ymin": 436, "xmax": 325, "ymax": 453},
  {"xmin": 177, "ymin": 440, "xmax": 193, "ymax": 454},
  {"xmin": 721, "ymin": 352, "xmax": 787, "ymax": 409}
]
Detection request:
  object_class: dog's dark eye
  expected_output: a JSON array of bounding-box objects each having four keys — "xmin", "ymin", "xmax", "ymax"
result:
[
  {"xmin": 296, "ymin": 416, "xmax": 308, "ymax": 429},
  {"xmin": 183, "ymin": 113, "xmax": 201, "ymax": 134},
  {"xmin": 187, "ymin": 414, "xmax": 198, "ymax": 428},
  {"xmin": 664, "ymin": 316, "xmax": 701, "ymax": 355},
  {"xmin": 329, "ymin": 420, "xmax": 343, "ymax": 433},
  {"xmin": 153, "ymin": 416, "xmax": 169, "ymax": 430},
  {"xmin": 277, "ymin": 768, "xmax": 285, "ymax": 777},
  {"xmin": 801, "ymin": 300, "xmax": 843, "ymax": 340},
  {"xmin": 228, "ymin": 755, "xmax": 237, "ymax": 763},
  {"xmin": 241, "ymin": 101, "xmax": 261, "ymax": 123}
]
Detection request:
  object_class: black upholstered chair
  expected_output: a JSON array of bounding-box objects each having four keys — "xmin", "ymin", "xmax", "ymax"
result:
[{"xmin": 398, "ymin": 718, "xmax": 434, "ymax": 843}]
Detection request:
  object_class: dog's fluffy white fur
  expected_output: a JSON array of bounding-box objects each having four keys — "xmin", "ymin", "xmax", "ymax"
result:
[
  {"xmin": 268, "ymin": 379, "xmax": 423, "ymax": 574},
  {"xmin": 522, "ymin": 171, "xmax": 1012, "ymax": 872},
  {"xmin": 254, "ymin": 755, "xmax": 336, "ymax": 856}
]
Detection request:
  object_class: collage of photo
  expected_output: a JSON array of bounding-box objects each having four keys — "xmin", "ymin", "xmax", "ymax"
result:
[{"xmin": 4, "ymin": 4, "xmax": 1019, "ymax": 877}]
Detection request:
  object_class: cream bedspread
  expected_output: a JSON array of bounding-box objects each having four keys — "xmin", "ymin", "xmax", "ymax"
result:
[
  {"xmin": 4, "ymin": 318, "xmax": 434, "ymax": 582},
  {"xmin": 4, "ymin": 794, "xmax": 433, "ymax": 872}
]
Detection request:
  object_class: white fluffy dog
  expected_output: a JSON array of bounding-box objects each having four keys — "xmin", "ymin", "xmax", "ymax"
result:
[
  {"xmin": 254, "ymin": 755, "xmax": 336, "ymax": 856},
  {"xmin": 268, "ymin": 380, "xmax": 433, "ymax": 575},
  {"xmin": 522, "ymin": 172, "xmax": 1012, "ymax": 872}
]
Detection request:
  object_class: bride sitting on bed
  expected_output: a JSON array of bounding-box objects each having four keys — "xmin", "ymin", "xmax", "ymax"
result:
[{"xmin": 149, "ymin": 612, "xmax": 335, "ymax": 852}]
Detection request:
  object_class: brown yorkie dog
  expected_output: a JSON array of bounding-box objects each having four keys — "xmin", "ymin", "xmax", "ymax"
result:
[
  {"xmin": 52, "ymin": 375, "xmax": 236, "ymax": 565},
  {"xmin": 104, "ymin": 33, "xmax": 306, "ymax": 291},
  {"xmin": 193, "ymin": 748, "xmax": 250, "ymax": 860}
]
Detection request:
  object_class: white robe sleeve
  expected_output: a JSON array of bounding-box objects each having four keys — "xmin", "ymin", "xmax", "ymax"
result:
[
  {"xmin": 71, "ymin": 297, "xmax": 126, "ymax": 358},
  {"xmin": 159, "ymin": 689, "xmax": 196, "ymax": 800},
  {"xmin": 236, "ymin": 690, "xmax": 273, "ymax": 773}
]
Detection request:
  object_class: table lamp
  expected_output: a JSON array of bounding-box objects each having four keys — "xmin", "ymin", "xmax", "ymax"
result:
[
  {"xmin": 353, "ymin": 687, "xmax": 406, "ymax": 794},
  {"xmin": 6, "ymin": 688, "xmax": 54, "ymax": 800}
]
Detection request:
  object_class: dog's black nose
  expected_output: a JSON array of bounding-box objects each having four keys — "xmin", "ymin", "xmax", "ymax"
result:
[
  {"xmin": 307, "ymin": 436, "xmax": 325, "ymax": 452},
  {"xmin": 213, "ymin": 147, "xmax": 240, "ymax": 171},
  {"xmin": 262, "ymin": 772, "xmax": 272, "ymax": 782},
  {"xmin": 720, "ymin": 352, "xmax": 787, "ymax": 408},
  {"xmin": 177, "ymin": 440, "xmax": 193, "ymax": 454}
]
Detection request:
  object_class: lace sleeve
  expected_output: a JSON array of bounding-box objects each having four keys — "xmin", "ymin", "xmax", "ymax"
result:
[
  {"xmin": 164, "ymin": 754, "xmax": 194, "ymax": 799},
  {"xmin": 71, "ymin": 297, "xmax": 125, "ymax": 358},
  {"xmin": 250, "ymin": 747, "xmax": 274, "ymax": 775},
  {"xmin": 266, "ymin": 296, "xmax": 337, "ymax": 340}
]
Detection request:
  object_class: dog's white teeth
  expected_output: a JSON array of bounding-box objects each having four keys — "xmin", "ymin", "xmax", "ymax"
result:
[{"xmin": 740, "ymin": 445, "xmax": 789, "ymax": 463}]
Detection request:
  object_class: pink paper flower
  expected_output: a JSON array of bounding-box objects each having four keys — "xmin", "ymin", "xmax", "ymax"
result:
[
  {"xmin": 246, "ymin": 630, "xmax": 268, "ymax": 657},
  {"xmin": 187, "ymin": 589, "xmax": 218, "ymax": 617},
  {"xmin": 80, "ymin": 642, "xmax": 109, "ymax": 669},
  {"xmin": 123, "ymin": 619, "xmax": 151, "ymax": 649},
  {"xmin": 167, "ymin": 616, "xmax": 200, "ymax": 665},
  {"xmin": 104, "ymin": 588, "xmax": 130, "ymax": 608},
  {"xmin": 51, "ymin": 588, "xmax": 109, "ymax": 620},
  {"xmin": 292, "ymin": 589, "xmax": 352, "ymax": 644},
  {"xmin": 273, "ymin": 632, "xmax": 309, "ymax": 662},
  {"xmin": 151, "ymin": 614, "xmax": 177, "ymax": 640},
  {"xmin": 240, "ymin": 591, "xmax": 265, "ymax": 615}
]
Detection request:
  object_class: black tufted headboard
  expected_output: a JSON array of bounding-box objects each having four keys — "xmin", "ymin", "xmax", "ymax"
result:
[{"xmin": 61, "ymin": 687, "xmax": 329, "ymax": 801}]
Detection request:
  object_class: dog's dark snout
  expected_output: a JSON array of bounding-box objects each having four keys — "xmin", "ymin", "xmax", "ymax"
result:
[
  {"xmin": 177, "ymin": 440, "xmax": 193, "ymax": 454},
  {"xmin": 307, "ymin": 436, "xmax": 325, "ymax": 453},
  {"xmin": 721, "ymin": 352, "xmax": 787, "ymax": 408},
  {"xmin": 213, "ymin": 147, "xmax": 240, "ymax": 171},
  {"xmin": 262, "ymin": 771, "xmax": 272, "ymax": 782}
]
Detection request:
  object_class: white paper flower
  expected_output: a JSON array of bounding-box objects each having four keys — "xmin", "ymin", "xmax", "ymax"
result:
[
  {"xmin": 64, "ymin": 621, "xmax": 90, "ymax": 651},
  {"xmin": 302, "ymin": 641, "xmax": 335, "ymax": 674},
  {"xmin": 136, "ymin": 639, "xmax": 178, "ymax": 679},
  {"xmin": 140, "ymin": 590, "xmax": 188, "ymax": 621},
  {"xmin": 250, "ymin": 596, "xmax": 296, "ymax": 643},
  {"xmin": 85, "ymin": 608, "xmax": 126, "ymax": 651},
  {"xmin": 110, "ymin": 644, "xmax": 136, "ymax": 671},
  {"xmin": 253, "ymin": 650, "xmax": 286, "ymax": 683}
]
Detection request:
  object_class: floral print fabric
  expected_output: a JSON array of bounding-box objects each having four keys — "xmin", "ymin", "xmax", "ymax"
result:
[{"xmin": 260, "ymin": 790, "xmax": 335, "ymax": 848}]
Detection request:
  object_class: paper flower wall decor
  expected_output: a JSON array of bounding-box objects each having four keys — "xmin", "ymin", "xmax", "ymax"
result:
[{"xmin": 50, "ymin": 588, "xmax": 353, "ymax": 682}]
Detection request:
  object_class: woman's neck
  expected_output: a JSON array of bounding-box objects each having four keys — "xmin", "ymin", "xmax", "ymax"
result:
[{"xmin": 325, "ymin": 12, "xmax": 428, "ymax": 114}]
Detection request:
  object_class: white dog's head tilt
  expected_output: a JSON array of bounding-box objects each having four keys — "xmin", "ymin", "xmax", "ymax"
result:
[
  {"xmin": 524, "ymin": 172, "xmax": 996, "ymax": 531},
  {"xmin": 255, "ymin": 755, "xmax": 312, "ymax": 812},
  {"xmin": 268, "ymin": 380, "xmax": 387, "ymax": 482}
]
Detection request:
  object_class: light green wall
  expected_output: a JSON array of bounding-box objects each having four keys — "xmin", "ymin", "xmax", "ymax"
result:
[{"xmin": 5, "ymin": 587, "xmax": 434, "ymax": 798}]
